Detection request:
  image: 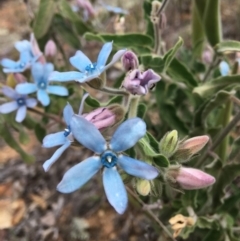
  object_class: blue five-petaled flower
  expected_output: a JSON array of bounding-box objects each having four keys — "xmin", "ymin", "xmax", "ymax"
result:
[
  {"xmin": 42, "ymin": 103, "xmax": 74, "ymax": 171},
  {"xmin": 15, "ymin": 62, "xmax": 69, "ymax": 106},
  {"xmin": 49, "ymin": 42, "xmax": 126, "ymax": 83},
  {"xmin": 57, "ymin": 116, "xmax": 159, "ymax": 214},
  {"xmin": 1, "ymin": 40, "xmax": 40, "ymax": 73},
  {"xmin": 0, "ymin": 86, "xmax": 37, "ymax": 122}
]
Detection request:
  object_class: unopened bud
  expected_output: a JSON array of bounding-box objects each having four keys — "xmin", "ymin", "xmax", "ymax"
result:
[
  {"xmin": 166, "ymin": 166, "xmax": 215, "ymax": 190},
  {"xmin": 30, "ymin": 33, "xmax": 45, "ymax": 64},
  {"xmin": 14, "ymin": 73, "xmax": 26, "ymax": 83},
  {"xmin": 121, "ymin": 51, "xmax": 139, "ymax": 71},
  {"xmin": 172, "ymin": 135, "xmax": 209, "ymax": 162},
  {"xmin": 151, "ymin": 1, "xmax": 161, "ymax": 24},
  {"xmin": 136, "ymin": 179, "xmax": 151, "ymax": 196},
  {"xmin": 202, "ymin": 49, "xmax": 213, "ymax": 65},
  {"xmin": 44, "ymin": 40, "xmax": 57, "ymax": 58},
  {"xmin": 159, "ymin": 130, "xmax": 178, "ymax": 158},
  {"xmin": 219, "ymin": 61, "xmax": 230, "ymax": 76}
]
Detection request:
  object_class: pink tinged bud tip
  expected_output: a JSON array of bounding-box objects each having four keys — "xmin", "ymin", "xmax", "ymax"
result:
[
  {"xmin": 13, "ymin": 73, "xmax": 26, "ymax": 83},
  {"xmin": 180, "ymin": 135, "xmax": 209, "ymax": 154},
  {"xmin": 176, "ymin": 167, "xmax": 215, "ymax": 190},
  {"xmin": 121, "ymin": 51, "xmax": 139, "ymax": 71},
  {"xmin": 82, "ymin": 107, "xmax": 115, "ymax": 130},
  {"xmin": 44, "ymin": 40, "xmax": 57, "ymax": 57}
]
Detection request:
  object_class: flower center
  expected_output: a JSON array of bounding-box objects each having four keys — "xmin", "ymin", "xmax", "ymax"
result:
[
  {"xmin": 38, "ymin": 81, "xmax": 47, "ymax": 90},
  {"xmin": 16, "ymin": 97, "xmax": 26, "ymax": 106},
  {"xmin": 64, "ymin": 125, "xmax": 71, "ymax": 137},
  {"xmin": 19, "ymin": 62, "xmax": 25, "ymax": 68},
  {"xmin": 101, "ymin": 151, "xmax": 118, "ymax": 168},
  {"xmin": 85, "ymin": 62, "xmax": 97, "ymax": 74}
]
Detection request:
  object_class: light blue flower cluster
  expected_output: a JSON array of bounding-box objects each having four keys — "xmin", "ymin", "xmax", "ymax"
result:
[
  {"xmin": 1, "ymin": 40, "xmax": 40, "ymax": 73},
  {"xmin": 56, "ymin": 116, "xmax": 159, "ymax": 214},
  {"xmin": 0, "ymin": 86, "xmax": 37, "ymax": 122},
  {"xmin": 16, "ymin": 63, "xmax": 68, "ymax": 106},
  {"xmin": 49, "ymin": 42, "xmax": 126, "ymax": 83}
]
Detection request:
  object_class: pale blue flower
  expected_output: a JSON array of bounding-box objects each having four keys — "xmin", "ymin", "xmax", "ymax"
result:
[
  {"xmin": 49, "ymin": 42, "xmax": 126, "ymax": 83},
  {"xmin": 219, "ymin": 61, "xmax": 230, "ymax": 76},
  {"xmin": 16, "ymin": 62, "xmax": 68, "ymax": 106},
  {"xmin": 1, "ymin": 40, "xmax": 40, "ymax": 73},
  {"xmin": 0, "ymin": 86, "xmax": 37, "ymax": 122},
  {"xmin": 57, "ymin": 116, "xmax": 159, "ymax": 214},
  {"xmin": 101, "ymin": 3, "xmax": 129, "ymax": 15},
  {"xmin": 42, "ymin": 103, "xmax": 74, "ymax": 172}
]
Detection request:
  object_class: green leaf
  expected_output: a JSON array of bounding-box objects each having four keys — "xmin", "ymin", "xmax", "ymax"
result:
[
  {"xmin": 140, "ymin": 54, "xmax": 165, "ymax": 72},
  {"xmin": 143, "ymin": 1, "xmax": 154, "ymax": 39},
  {"xmin": 215, "ymin": 40, "xmax": 240, "ymax": 53},
  {"xmin": 168, "ymin": 58, "xmax": 198, "ymax": 88},
  {"xmin": 34, "ymin": 124, "xmax": 46, "ymax": 143},
  {"xmin": 85, "ymin": 95, "xmax": 100, "ymax": 108},
  {"xmin": 138, "ymin": 136, "xmax": 159, "ymax": 157},
  {"xmin": 22, "ymin": 114, "xmax": 37, "ymax": 129},
  {"xmin": 218, "ymin": 191, "xmax": 240, "ymax": 212},
  {"xmin": 33, "ymin": 0, "xmax": 55, "ymax": 39},
  {"xmin": 58, "ymin": 0, "xmax": 91, "ymax": 35},
  {"xmin": 137, "ymin": 103, "xmax": 147, "ymax": 118},
  {"xmin": 163, "ymin": 37, "xmax": 183, "ymax": 71},
  {"xmin": 84, "ymin": 32, "xmax": 153, "ymax": 53},
  {"xmin": 146, "ymin": 132, "xmax": 159, "ymax": 153},
  {"xmin": 0, "ymin": 124, "xmax": 35, "ymax": 163},
  {"xmin": 54, "ymin": 15, "xmax": 81, "ymax": 49},
  {"xmin": 201, "ymin": 90, "xmax": 233, "ymax": 125},
  {"xmin": 212, "ymin": 164, "xmax": 240, "ymax": 206},
  {"xmin": 153, "ymin": 154, "xmax": 169, "ymax": 167},
  {"xmin": 203, "ymin": 0, "xmax": 222, "ymax": 46},
  {"xmin": 193, "ymin": 75, "xmax": 240, "ymax": 98},
  {"xmin": 19, "ymin": 128, "xmax": 30, "ymax": 145},
  {"xmin": 202, "ymin": 230, "xmax": 223, "ymax": 241},
  {"xmin": 106, "ymin": 96, "xmax": 123, "ymax": 105}
]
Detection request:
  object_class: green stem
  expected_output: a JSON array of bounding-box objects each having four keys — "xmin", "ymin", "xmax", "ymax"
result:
[
  {"xmin": 100, "ymin": 86, "xmax": 128, "ymax": 96},
  {"xmin": 126, "ymin": 187, "xmax": 176, "ymax": 241},
  {"xmin": 128, "ymin": 96, "xmax": 140, "ymax": 119},
  {"xmin": 153, "ymin": 23, "xmax": 160, "ymax": 54},
  {"xmin": 202, "ymin": 53, "xmax": 219, "ymax": 82}
]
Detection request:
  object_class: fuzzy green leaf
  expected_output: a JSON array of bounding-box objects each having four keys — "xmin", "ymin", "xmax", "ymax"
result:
[{"xmin": 215, "ymin": 40, "xmax": 240, "ymax": 53}]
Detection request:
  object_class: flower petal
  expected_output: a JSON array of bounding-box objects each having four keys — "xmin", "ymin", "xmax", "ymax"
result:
[
  {"xmin": 219, "ymin": 61, "xmax": 230, "ymax": 76},
  {"xmin": 43, "ymin": 131, "xmax": 67, "ymax": 148},
  {"xmin": 47, "ymin": 85, "xmax": 69, "ymax": 96},
  {"xmin": 63, "ymin": 103, "xmax": 74, "ymax": 126},
  {"xmin": 118, "ymin": 155, "xmax": 159, "ymax": 180},
  {"xmin": 70, "ymin": 115, "xmax": 106, "ymax": 154},
  {"xmin": 31, "ymin": 62, "xmax": 44, "ymax": 83},
  {"xmin": 26, "ymin": 98, "xmax": 37, "ymax": 108},
  {"xmin": 15, "ymin": 105, "xmax": 27, "ymax": 122},
  {"xmin": 104, "ymin": 49, "xmax": 126, "ymax": 71},
  {"xmin": 75, "ymin": 73, "xmax": 99, "ymax": 83},
  {"xmin": 2, "ymin": 86, "xmax": 18, "ymax": 99},
  {"xmin": 110, "ymin": 118, "xmax": 146, "ymax": 152},
  {"xmin": 37, "ymin": 89, "xmax": 50, "ymax": 106},
  {"xmin": 16, "ymin": 83, "xmax": 37, "ymax": 95},
  {"xmin": 43, "ymin": 141, "xmax": 71, "ymax": 172},
  {"xmin": 14, "ymin": 40, "xmax": 31, "ymax": 52},
  {"xmin": 0, "ymin": 101, "xmax": 18, "ymax": 113},
  {"xmin": 1, "ymin": 59, "xmax": 18, "ymax": 69},
  {"xmin": 57, "ymin": 156, "xmax": 101, "ymax": 193},
  {"xmin": 103, "ymin": 167, "xmax": 128, "ymax": 214},
  {"xmin": 96, "ymin": 42, "xmax": 112, "ymax": 70},
  {"xmin": 49, "ymin": 71, "xmax": 85, "ymax": 82},
  {"xmin": 69, "ymin": 50, "xmax": 92, "ymax": 72}
]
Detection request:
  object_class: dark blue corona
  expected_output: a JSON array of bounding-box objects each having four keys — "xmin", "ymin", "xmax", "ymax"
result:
[
  {"xmin": 85, "ymin": 62, "xmax": 97, "ymax": 73},
  {"xmin": 101, "ymin": 151, "xmax": 118, "ymax": 168},
  {"xmin": 64, "ymin": 125, "xmax": 71, "ymax": 137},
  {"xmin": 16, "ymin": 97, "xmax": 26, "ymax": 106},
  {"xmin": 38, "ymin": 80, "xmax": 47, "ymax": 90}
]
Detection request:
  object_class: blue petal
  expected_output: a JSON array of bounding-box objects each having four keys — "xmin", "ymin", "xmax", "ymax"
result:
[
  {"xmin": 110, "ymin": 118, "xmax": 146, "ymax": 152},
  {"xmin": 16, "ymin": 83, "xmax": 37, "ymax": 95},
  {"xmin": 2, "ymin": 86, "xmax": 18, "ymax": 99},
  {"xmin": 96, "ymin": 42, "xmax": 113, "ymax": 70},
  {"xmin": 75, "ymin": 73, "xmax": 99, "ymax": 83},
  {"xmin": 14, "ymin": 40, "xmax": 31, "ymax": 52},
  {"xmin": 47, "ymin": 85, "xmax": 69, "ymax": 96},
  {"xmin": 1, "ymin": 59, "xmax": 18, "ymax": 69},
  {"xmin": 31, "ymin": 62, "xmax": 44, "ymax": 84},
  {"xmin": 43, "ymin": 141, "xmax": 71, "ymax": 172},
  {"xmin": 43, "ymin": 63, "xmax": 54, "ymax": 80},
  {"xmin": 57, "ymin": 156, "xmax": 101, "ymax": 193},
  {"xmin": 69, "ymin": 50, "xmax": 92, "ymax": 72},
  {"xmin": 25, "ymin": 98, "xmax": 37, "ymax": 108},
  {"xmin": 63, "ymin": 103, "xmax": 74, "ymax": 126},
  {"xmin": 70, "ymin": 115, "xmax": 106, "ymax": 154},
  {"xmin": 3, "ymin": 66, "xmax": 25, "ymax": 73},
  {"xmin": 20, "ymin": 50, "xmax": 32, "ymax": 65},
  {"xmin": 42, "ymin": 131, "xmax": 67, "ymax": 148},
  {"xmin": 103, "ymin": 167, "xmax": 128, "ymax": 214},
  {"xmin": 104, "ymin": 49, "xmax": 126, "ymax": 71},
  {"xmin": 219, "ymin": 61, "xmax": 230, "ymax": 76},
  {"xmin": 118, "ymin": 155, "xmax": 159, "ymax": 180},
  {"xmin": 15, "ymin": 105, "xmax": 27, "ymax": 122},
  {"xmin": 49, "ymin": 71, "xmax": 85, "ymax": 82},
  {"xmin": 0, "ymin": 101, "xmax": 18, "ymax": 113},
  {"xmin": 37, "ymin": 89, "xmax": 50, "ymax": 106}
]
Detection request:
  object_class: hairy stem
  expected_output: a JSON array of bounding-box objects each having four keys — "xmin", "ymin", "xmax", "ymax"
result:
[
  {"xmin": 128, "ymin": 96, "xmax": 140, "ymax": 119},
  {"xmin": 100, "ymin": 86, "xmax": 128, "ymax": 96},
  {"xmin": 126, "ymin": 187, "xmax": 176, "ymax": 241}
]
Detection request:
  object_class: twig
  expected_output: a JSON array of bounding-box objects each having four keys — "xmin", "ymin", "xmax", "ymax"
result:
[
  {"xmin": 156, "ymin": 0, "xmax": 170, "ymax": 16},
  {"xmin": 126, "ymin": 186, "xmax": 176, "ymax": 241}
]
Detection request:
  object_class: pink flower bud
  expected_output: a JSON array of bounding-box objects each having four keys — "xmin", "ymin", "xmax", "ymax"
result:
[
  {"xmin": 13, "ymin": 73, "xmax": 26, "ymax": 83},
  {"xmin": 30, "ymin": 33, "xmax": 45, "ymax": 64},
  {"xmin": 83, "ymin": 107, "xmax": 115, "ymax": 130},
  {"xmin": 44, "ymin": 40, "xmax": 57, "ymax": 58},
  {"xmin": 121, "ymin": 51, "xmax": 139, "ymax": 71},
  {"xmin": 175, "ymin": 167, "xmax": 215, "ymax": 190}
]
